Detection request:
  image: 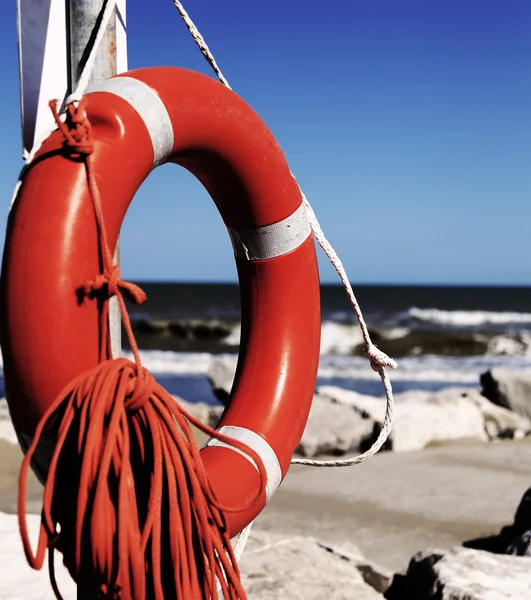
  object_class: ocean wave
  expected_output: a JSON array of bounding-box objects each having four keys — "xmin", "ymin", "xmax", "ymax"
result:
[
  {"xmin": 128, "ymin": 312, "xmax": 531, "ymax": 355},
  {"xmin": 127, "ymin": 349, "xmax": 531, "ymax": 382},
  {"xmin": 486, "ymin": 332, "xmax": 531, "ymax": 357},
  {"xmin": 132, "ymin": 318, "xmax": 235, "ymax": 340},
  {"xmin": 130, "ymin": 318, "xmax": 399, "ymax": 356},
  {"xmin": 1, "ymin": 351, "xmax": 528, "ymax": 393},
  {"xmin": 0, "ymin": 347, "xmax": 519, "ymax": 393},
  {"xmin": 0, "ymin": 329, "xmax": 528, "ymax": 386},
  {"xmin": 2, "ymin": 350, "xmax": 531, "ymax": 444},
  {"xmin": 319, "ymin": 353, "xmax": 531, "ymax": 382},
  {"xmin": 223, "ymin": 325, "xmax": 241, "ymax": 346},
  {"xmin": 1, "ymin": 350, "xmax": 525, "ymax": 387},
  {"xmin": 126, "ymin": 350, "xmax": 215, "ymax": 374},
  {"xmin": 320, "ymin": 322, "xmax": 364, "ymax": 355},
  {"xmin": 372, "ymin": 330, "xmax": 531, "ymax": 358},
  {"xmin": 380, "ymin": 327, "xmax": 411, "ymax": 340},
  {"xmin": 408, "ymin": 308, "xmax": 531, "ymax": 328},
  {"xmin": 128, "ymin": 312, "xmax": 531, "ymax": 358}
]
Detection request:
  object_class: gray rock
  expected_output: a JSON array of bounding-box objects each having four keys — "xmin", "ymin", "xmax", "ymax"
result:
[
  {"xmin": 317, "ymin": 386, "xmax": 488, "ymax": 452},
  {"xmin": 206, "ymin": 355, "xmax": 238, "ymax": 405},
  {"xmin": 389, "ymin": 388, "xmax": 488, "ymax": 451},
  {"xmin": 316, "ymin": 540, "xmax": 393, "ymax": 593},
  {"xmin": 464, "ymin": 487, "xmax": 531, "ymax": 557},
  {"xmin": 296, "ymin": 393, "xmax": 376, "ymax": 457},
  {"xmin": 240, "ymin": 531, "xmax": 385, "ymax": 599},
  {"xmin": 466, "ymin": 390, "xmax": 531, "ymax": 441},
  {"xmin": 480, "ymin": 369, "xmax": 531, "ymax": 421},
  {"xmin": 203, "ymin": 361, "xmax": 378, "ymax": 458},
  {"xmin": 202, "ymin": 365, "xmax": 530, "ymax": 457},
  {"xmin": 506, "ymin": 488, "xmax": 531, "ymax": 557},
  {"xmin": 173, "ymin": 396, "xmax": 223, "ymax": 429},
  {"xmin": 385, "ymin": 546, "xmax": 531, "ymax": 599}
]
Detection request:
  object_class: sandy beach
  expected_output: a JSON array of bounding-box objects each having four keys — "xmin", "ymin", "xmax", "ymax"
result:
[
  {"xmin": 0, "ymin": 440, "xmax": 42, "ymax": 515},
  {"xmin": 259, "ymin": 438, "xmax": 531, "ymax": 572},
  {"xmin": 2, "ymin": 435, "xmax": 530, "ymax": 580}
]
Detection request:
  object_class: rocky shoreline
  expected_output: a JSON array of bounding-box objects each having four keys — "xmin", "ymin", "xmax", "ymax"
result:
[
  {"xmin": 207, "ymin": 356, "xmax": 531, "ymax": 456},
  {"xmin": 205, "ymin": 358, "xmax": 531, "ymax": 598},
  {"xmin": 1, "ymin": 362, "xmax": 531, "ymax": 598},
  {"xmin": 245, "ymin": 441, "xmax": 531, "ymax": 599}
]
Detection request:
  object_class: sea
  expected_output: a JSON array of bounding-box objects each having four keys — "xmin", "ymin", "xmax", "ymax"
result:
[
  {"xmin": 111, "ymin": 283, "xmax": 531, "ymax": 403},
  {"xmin": 1, "ymin": 283, "xmax": 531, "ymax": 427}
]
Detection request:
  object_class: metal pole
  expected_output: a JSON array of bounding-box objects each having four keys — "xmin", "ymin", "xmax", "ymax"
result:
[
  {"xmin": 67, "ymin": 2, "xmax": 122, "ymax": 597},
  {"xmin": 68, "ymin": 0, "xmax": 122, "ymax": 362}
]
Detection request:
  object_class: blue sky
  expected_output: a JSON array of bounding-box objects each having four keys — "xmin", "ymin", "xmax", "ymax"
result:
[{"xmin": 0, "ymin": 0, "xmax": 530, "ymax": 285}]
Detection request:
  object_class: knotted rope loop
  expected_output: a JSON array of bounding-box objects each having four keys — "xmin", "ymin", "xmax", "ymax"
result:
[
  {"xmin": 83, "ymin": 266, "xmax": 147, "ymax": 305},
  {"xmin": 124, "ymin": 364, "xmax": 157, "ymax": 412},
  {"xmin": 365, "ymin": 343, "xmax": 398, "ymax": 373},
  {"xmin": 49, "ymin": 99, "xmax": 94, "ymax": 157}
]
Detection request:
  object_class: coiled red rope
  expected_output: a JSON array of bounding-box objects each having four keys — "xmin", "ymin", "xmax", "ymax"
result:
[{"xmin": 18, "ymin": 99, "xmax": 266, "ymax": 599}]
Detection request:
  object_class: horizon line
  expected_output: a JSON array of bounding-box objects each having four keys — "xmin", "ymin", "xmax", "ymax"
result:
[{"xmin": 126, "ymin": 280, "xmax": 531, "ymax": 289}]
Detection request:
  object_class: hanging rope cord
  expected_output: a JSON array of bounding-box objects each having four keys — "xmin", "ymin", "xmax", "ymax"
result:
[{"xmin": 170, "ymin": 0, "xmax": 398, "ymax": 467}]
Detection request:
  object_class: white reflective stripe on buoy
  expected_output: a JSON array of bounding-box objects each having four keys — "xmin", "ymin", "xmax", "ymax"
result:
[
  {"xmin": 91, "ymin": 76, "xmax": 174, "ymax": 167},
  {"xmin": 204, "ymin": 425, "xmax": 282, "ymax": 503},
  {"xmin": 228, "ymin": 202, "xmax": 311, "ymax": 261}
]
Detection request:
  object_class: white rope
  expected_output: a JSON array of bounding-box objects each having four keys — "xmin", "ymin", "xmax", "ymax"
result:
[
  {"xmin": 213, "ymin": 521, "xmax": 253, "ymax": 595},
  {"xmin": 291, "ymin": 195, "xmax": 396, "ymax": 467},
  {"xmin": 171, "ymin": 0, "xmax": 398, "ymax": 469},
  {"xmin": 233, "ymin": 522, "xmax": 253, "ymax": 561},
  {"xmin": 10, "ymin": 0, "xmax": 118, "ymax": 210},
  {"xmin": 171, "ymin": 0, "xmax": 232, "ymax": 89}
]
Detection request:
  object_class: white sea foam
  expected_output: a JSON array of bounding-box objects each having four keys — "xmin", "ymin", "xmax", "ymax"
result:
[
  {"xmin": 223, "ymin": 324, "xmax": 241, "ymax": 346},
  {"xmin": 319, "ymin": 322, "xmax": 363, "ymax": 355},
  {"xmin": 319, "ymin": 353, "xmax": 531, "ymax": 383},
  {"xmin": 117, "ymin": 349, "xmax": 531, "ymax": 385},
  {"xmin": 487, "ymin": 332, "xmax": 531, "ymax": 357},
  {"xmin": 380, "ymin": 327, "xmax": 410, "ymax": 339},
  {"xmin": 124, "ymin": 350, "xmax": 215, "ymax": 374},
  {"xmin": 222, "ymin": 321, "xmax": 369, "ymax": 356},
  {"xmin": 2, "ymin": 350, "xmax": 531, "ymax": 444},
  {"xmin": 409, "ymin": 308, "xmax": 531, "ymax": 327}
]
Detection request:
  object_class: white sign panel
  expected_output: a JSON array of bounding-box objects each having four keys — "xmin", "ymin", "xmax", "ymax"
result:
[{"xmin": 17, "ymin": 0, "xmax": 127, "ymax": 158}]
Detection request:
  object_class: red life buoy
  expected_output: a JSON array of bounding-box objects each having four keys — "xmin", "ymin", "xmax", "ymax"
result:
[{"xmin": 1, "ymin": 67, "xmax": 321, "ymax": 537}]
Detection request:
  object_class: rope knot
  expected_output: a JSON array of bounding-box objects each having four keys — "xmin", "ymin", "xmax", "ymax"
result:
[
  {"xmin": 83, "ymin": 266, "xmax": 147, "ymax": 304},
  {"xmin": 49, "ymin": 98, "xmax": 94, "ymax": 157},
  {"xmin": 365, "ymin": 344, "xmax": 398, "ymax": 372},
  {"xmin": 124, "ymin": 364, "xmax": 157, "ymax": 412}
]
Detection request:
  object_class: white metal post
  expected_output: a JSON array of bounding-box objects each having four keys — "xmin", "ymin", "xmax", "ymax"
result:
[{"xmin": 68, "ymin": 0, "xmax": 126, "ymax": 361}]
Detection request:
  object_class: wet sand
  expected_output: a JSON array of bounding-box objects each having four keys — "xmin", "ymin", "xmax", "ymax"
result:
[
  {"xmin": 257, "ymin": 438, "xmax": 531, "ymax": 571},
  {"xmin": 0, "ymin": 440, "xmax": 41, "ymax": 514},
  {"xmin": 2, "ymin": 437, "xmax": 530, "ymax": 573}
]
